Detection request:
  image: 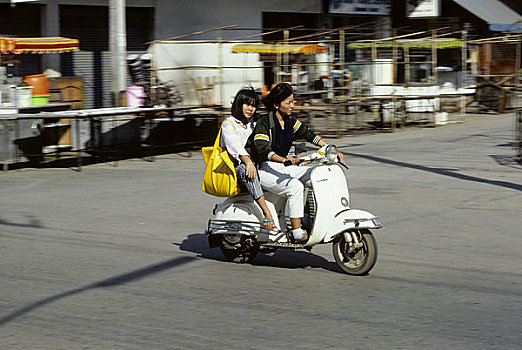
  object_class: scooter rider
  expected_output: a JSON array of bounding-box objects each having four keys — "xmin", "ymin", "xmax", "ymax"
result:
[{"xmin": 251, "ymin": 83, "xmax": 344, "ymax": 243}]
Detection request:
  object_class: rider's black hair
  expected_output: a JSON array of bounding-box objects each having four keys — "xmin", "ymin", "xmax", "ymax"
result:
[
  {"xmin": 262, "ymin": 83, "xmax": 294, "ymax": 112},
  {"xmin": 231, "ymin": 86, "xmax": 259, "ymax": 123}
]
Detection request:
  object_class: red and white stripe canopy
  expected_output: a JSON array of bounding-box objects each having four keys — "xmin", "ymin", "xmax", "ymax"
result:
[{"xmin": 0, "ymin": 36, "xmax": 79, "ymax": 54}]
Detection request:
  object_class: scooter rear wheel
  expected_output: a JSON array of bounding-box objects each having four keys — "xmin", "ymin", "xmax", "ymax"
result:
[
  {"xmin": 220, "ymin": 235, "xmax": 259, "ymax": 263},
  {"xmin": 332, "ymin": 229, "xmax": 378, "ymax": 275}
]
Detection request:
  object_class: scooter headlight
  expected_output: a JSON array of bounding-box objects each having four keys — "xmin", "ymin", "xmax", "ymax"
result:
[{"xmin": 326, "ymin": 144, "xmax": 338, "ymax": 162}]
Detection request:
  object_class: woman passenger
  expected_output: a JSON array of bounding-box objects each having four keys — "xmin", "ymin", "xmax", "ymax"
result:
[{"xmin": 220, "ymin": 87, "xmax": 276, "ymax": 230}]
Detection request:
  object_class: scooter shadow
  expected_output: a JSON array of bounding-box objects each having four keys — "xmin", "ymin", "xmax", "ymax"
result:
[{"xmin": 175, "ymin": 233, "xmax": 343, "ymax": 274}]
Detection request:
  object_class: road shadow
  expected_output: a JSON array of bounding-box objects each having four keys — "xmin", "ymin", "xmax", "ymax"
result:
[
  {"xmin": 489, "ymin": 154, "xmax": 522, "ymax": 168},
  {"xmin": 4, "ymin": 143, "xmax": 203, "ymax": 172},
  {"xmin": 0, "ymin": 255, "xmax": 197, "ymax": 326},
  {"xmin": 0, "ymin": 215, "xmax": 45, "ymax": 229},
  {"xmin": 176, "ymin": 233, "xmax": 342, "ymax": 274},
  {"xmin": 343, "ymin": 151, "xmax": 522, "ymax": 192}
]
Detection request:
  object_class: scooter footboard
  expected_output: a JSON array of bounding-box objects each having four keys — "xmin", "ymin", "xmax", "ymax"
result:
[{"xmin": 323, "ymin": 209, "xmax": 382, "ymax": 243}]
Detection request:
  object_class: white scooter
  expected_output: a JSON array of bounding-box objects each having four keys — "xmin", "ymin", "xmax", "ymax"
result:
[{"xmin": 205, "ymin": 145, "xmax": 382, "ymax": 275}]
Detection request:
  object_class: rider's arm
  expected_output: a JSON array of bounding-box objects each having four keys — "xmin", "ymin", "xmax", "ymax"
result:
[
  {"xmin": 293, "ymin": 117, "xmax": 322, "ymax": 146},
  {"xmin": 270, "ymin": 153, "xmax": 290, "ymax": 163},
  {"xmin": 316, "ymin": 138, "xmax": 345, "ymax": 163},
  {"xmin": 295, "ymin": 121, "xmax": 345, "ymax": 163},
  {"xmin": 252, "ymin": 116, "xmax": 275, "ymax": 163}
]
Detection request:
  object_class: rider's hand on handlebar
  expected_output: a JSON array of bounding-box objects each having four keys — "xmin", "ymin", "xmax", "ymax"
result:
[
  {"xmin": 337, "ymin": 152, "xmax": 345, "ymax": 164},
  {"xmin": 284, "ymin": 156, "xmax": 300, "ymax": 166}
]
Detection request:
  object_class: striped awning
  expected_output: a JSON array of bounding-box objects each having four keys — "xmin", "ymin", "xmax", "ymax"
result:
[
  {"xmin": 232, "ymin": 44, "xmax": 327, "ymax": 55},
  {"xmin": 348, "ymin": 38, "xmax": 463, "ymax": 50},
  {"xmin": 0, "ymin": 36, "xmax": 79, "ymax": 54}
]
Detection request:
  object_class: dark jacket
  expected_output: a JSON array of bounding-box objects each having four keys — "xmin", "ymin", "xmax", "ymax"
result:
[{"xmin": 248, "ymin": 111, "xmax": 322, "ymax": 164}]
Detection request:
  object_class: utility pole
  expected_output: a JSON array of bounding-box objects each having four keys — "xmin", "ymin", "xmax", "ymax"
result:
[
  {"xmin": 109, "ymin": 0, "xmax": 127, "ymax": 106},
  {"xmin": 42, "ymin": 0, "xmax": 60, "ymax": 72}
]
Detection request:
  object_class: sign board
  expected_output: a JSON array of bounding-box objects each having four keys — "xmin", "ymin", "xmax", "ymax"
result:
[
  {"xmin": 329, "ymin": 0, "xmax": 392, "ymax": 16},
  {"xmin": 406, "ymin": 0, "xmax": 441, "ymax": 18}
]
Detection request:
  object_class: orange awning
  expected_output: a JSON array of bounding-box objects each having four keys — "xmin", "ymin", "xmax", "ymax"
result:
[
  {"xmin": 232, "ymin": 44, "xmax": 326, "ymax": 55},
  {"xmin": 0, "ymin": 36, "xmax": 79, "ymax": 54}
]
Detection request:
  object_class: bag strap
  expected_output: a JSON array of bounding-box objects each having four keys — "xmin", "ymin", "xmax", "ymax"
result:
[
  {"xmin": 214, "ymin": 119, "xmax": 236, "ymax": 148},
  {"xmin": 213, "ymin": 125, "xmax": 222, "ymax": 148}
]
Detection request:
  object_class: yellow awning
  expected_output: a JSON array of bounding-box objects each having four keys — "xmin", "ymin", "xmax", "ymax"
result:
[
  {"xmin": 232, "ymin": 44, "xmax": 327, "ymax": 55},
  {"xmin": 347, "ymin": 38, "xmax": 463, "ymax": 50}
]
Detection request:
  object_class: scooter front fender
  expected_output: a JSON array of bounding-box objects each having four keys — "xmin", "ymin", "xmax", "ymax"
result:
[{"xmin": 323, "ymin": 209, "xmax": 382, "ymax": 243}]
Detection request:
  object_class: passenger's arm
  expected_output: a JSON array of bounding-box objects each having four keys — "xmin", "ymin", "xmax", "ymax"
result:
[
  {"xmin": 221, "ymin": 120, "xmax": 249, "ymax": 162},
  {"xmin": 239, "ymin": 154, "xmax": 256, "ymax": 180}
]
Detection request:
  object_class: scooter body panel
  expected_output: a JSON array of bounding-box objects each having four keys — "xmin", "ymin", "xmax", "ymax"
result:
[
  {"xmin": 213, "ymin": 194, "xmax": 281, "ymax": 233},
  {"xmin": 308, "ymin": 164, "xmax": 351, "ymax": 245}
]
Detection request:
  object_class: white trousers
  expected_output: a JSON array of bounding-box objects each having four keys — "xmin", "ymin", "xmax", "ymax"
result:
[{"xmin": 258, "ymin": 161, "xmax": 313, "ymax": 218}]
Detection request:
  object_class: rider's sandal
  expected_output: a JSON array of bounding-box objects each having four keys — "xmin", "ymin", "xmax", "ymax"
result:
[{"xmin": 263, "ymin": 218, "xmax": 275, "ymax": 230}]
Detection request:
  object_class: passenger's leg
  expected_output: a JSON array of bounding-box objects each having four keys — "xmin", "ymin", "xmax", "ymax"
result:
[{"xmin": 236, "ymin": 163, "xmax": 274, "ymax": 229}]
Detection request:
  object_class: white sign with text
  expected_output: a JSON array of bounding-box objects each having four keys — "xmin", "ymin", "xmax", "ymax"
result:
[
  {"xmin": 406, "ymin": 0, "xmax": 441, "ymax": 18},
  {"xmin": 329, "ymin": 0, "xmax": 392, "ymax": 16}
]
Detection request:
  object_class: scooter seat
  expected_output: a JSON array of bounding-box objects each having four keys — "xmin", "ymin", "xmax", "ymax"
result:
[{"xmin": 231, "ymin": 193, "xmax": 253, "ymax": 201}]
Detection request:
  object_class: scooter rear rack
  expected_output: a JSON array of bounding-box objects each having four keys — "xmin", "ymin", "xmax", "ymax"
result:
[{"xmin": 208, "ymin": 219, "xmax": 264, "ymax": 235}]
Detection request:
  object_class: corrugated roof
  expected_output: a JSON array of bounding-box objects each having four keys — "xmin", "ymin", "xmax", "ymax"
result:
[{"xmin": 453, "ymin": 0, "xmax": 521, "ymax": 26}]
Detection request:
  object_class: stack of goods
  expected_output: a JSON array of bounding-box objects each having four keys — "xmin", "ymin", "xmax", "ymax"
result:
[{"xmin": 22, "ymin": 74, "xmax": 50, "ymax": 106}]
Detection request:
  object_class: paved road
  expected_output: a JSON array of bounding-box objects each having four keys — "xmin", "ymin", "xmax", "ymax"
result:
[{"xmin": 1, "ymin": 112, "xmax": 521, "ymax": 349}]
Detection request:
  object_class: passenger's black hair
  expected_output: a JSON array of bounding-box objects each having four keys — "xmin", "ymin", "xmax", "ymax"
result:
[
  {"xmin": 262, "ymin": 83, "xmax": 294, "ymax": 112},
  {"xmin": 231, "ymin": 86, "xmax": 259, "ymax": 122}
]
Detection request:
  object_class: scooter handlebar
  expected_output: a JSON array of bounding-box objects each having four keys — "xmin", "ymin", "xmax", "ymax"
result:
[{"xmin": 284, "ymin": 159, "xmax": 302, "ymax": 166}]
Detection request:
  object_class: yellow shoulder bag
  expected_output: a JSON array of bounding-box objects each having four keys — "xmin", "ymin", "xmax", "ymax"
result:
[{"xmin": 201, "ymin": 122, "xmax": 240, "ymax": 197}]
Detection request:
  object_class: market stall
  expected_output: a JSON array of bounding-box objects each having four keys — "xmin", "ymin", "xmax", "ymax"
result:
[
  {"xmin": 1, "ymin": 36, "xmax": 80, "ymax": 108},
  {"xmin": 0, "ymin": 36, "xmax": 80, "ymax": 164}
]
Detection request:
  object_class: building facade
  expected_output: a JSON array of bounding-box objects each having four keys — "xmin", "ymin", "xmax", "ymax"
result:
[{"xmin": 1, "ymin": 0, "xmax": 519, "ymax": 107}]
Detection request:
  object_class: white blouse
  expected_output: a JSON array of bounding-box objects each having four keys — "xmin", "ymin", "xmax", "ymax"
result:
[{"xmin": 220, "ymin": 116, "xmax": 255, "ymax": 163}]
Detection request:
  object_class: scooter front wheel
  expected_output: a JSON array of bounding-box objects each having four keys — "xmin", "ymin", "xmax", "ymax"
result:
[
  {"xmin": 219, "ymin": 235, "xmax": 259, "ymax": 263},
  {"xmin": 332, "ymin": 229, "xmax": 378, "ymax": 275}
]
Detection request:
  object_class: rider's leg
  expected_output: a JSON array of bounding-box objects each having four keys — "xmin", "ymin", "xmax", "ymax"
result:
[
  {"xmin": 259, "ymin": 162, "xmax": 308, "ymax": 241},
  {"xmin": 290, "ymin": 217, "xmax": 302, "ymax": 230}
]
